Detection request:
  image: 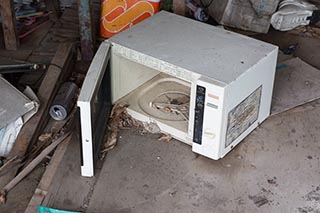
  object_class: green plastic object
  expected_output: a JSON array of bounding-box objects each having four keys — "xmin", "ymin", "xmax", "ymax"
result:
[{"xmin": 38, "ymin": 206, "xmax": 81, "ymax": 213}]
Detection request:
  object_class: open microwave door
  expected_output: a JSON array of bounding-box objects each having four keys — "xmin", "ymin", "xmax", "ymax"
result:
[{"xmin": 77, "ymin": 42, "xmax": 111, "ymax": 177}]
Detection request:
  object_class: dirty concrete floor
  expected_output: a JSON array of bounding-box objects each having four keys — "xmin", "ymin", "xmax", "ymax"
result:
[{"xmin": 43, "ymin": 99, "xmax": 320, "ymax": 213}]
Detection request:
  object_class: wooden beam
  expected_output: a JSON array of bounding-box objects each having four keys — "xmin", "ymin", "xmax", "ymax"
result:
[
  {"xmin": 0, "ymin": 42, "xmax": 74, "ymax": 200},
  {"xmin": 24, "ymin": 134, "xmax": 72, "ymax": 213},
  {"xmin": 78, "ymin": 0, "xmax": 95, "ymax": 61},
  {"xmin": 8, "ymin": 42, "xmax": 74, "ymax": 159},
  {"xmin": 45, "ymin": 0, "xmax": 61, "ymax": 22},
  {"xmin": 0, "ymin": 133, "xmax": 72, "ymax": 204},
  {"xmin": 0, "ymin": 0, "xmax": 19, "ymax": 50}
]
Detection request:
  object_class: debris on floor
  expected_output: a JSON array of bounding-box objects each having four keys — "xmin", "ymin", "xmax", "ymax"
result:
[
  {"xmin": 38, "ymin": 205, "xmax": 80, "ymax": 213},
  {"xmin": 102, "ymin": 103, "xmax": 142, "ymax": 153},
  {"xmin": 101, "ymin": 102, "xmax": 169, "ymax": 154},
  {"xmin": 0, "ymin": 132, "xmax": 71, "ymax": 204},
  {"xmin": 158, "ymin": 134, "xmax": 172, "ymax": 142},
  {"xmin": 283, "ymin": 43, "xmax": 299, "ymax": 55},
  {"xmin": 0, "ymin": 105, "xmax": 77, "ymax": 204}
]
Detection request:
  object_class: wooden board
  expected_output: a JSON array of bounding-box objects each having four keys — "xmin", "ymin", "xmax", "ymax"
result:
[
  {"xmin": 0, "ymin": 0, "xmax": 19, "ymax": 50},
  {"xmin": 45, "ymin": 0, "xmax": 61, "ymax": 21},
  {"xmin": 8, "ymin": 42, "xmax": 74, "ymax": 159},
  {"xmin": 21, "ymin": 21, "xmax": 54, "ymax": 48},
  {"xmin": 25, "ymin": 134, "xmax": 72, "ymax": 213},
  {"xmin": 0, "ymin": 43, "xmax": 74, "ymax": 196}
]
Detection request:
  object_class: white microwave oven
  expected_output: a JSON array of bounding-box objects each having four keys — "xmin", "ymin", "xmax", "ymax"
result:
[{"xmin": 78, "ymin": 11, "xmax": 278, "ymax": 177}]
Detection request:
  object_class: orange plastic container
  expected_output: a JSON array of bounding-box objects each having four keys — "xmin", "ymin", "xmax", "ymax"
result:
[{"xmin": 100, "ymin": 0, "xmax": 161, "ymax": 38}]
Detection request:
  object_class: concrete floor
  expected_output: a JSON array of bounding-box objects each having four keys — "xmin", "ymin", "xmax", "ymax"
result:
[
  {"xmin": 88, "ymin": 102, "xmax": 320, "ymax": 213},
  {"xmin": 42, "ymin": 99, "xmax": 320, "ymax": 213}
]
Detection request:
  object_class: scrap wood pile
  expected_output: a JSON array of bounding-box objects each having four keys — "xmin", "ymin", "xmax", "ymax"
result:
[
  {"xmin": 49, "ymin": 4, "xmax": 79, "ymax": 43},
  {"xmin": 0, "ymin": 109, "xmax": 76, "ymax": 204},
  {"xmin": 0, "ymin": 41, "xmax": 75, "ymax": 204}
]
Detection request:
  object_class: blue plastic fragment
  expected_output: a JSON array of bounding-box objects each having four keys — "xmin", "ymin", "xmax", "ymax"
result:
[
  {"xmin": 276, "ymin": 64, "xmax": 288, "ymax": 70},
  {"xmin": 38, "ymin": 206, "xmax": 81, "ymax": 213}
]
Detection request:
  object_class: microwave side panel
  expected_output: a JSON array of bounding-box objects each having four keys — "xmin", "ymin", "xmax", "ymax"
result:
[
  {"xmin": 191, "ymin": 78, "xmax": 226, "ymax": 160},
  {"xmin": 219, "ymin": 48, "xmax": 278, "ymax": 157}
]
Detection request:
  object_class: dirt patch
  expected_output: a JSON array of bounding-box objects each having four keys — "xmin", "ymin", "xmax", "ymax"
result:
[
  {"xmin": 248, "ymin": 195, "xmax": 269, "ymax": 207},
  {"xmin": 304, "ymin": 186, "xmax": 320, "ymax": 202}
]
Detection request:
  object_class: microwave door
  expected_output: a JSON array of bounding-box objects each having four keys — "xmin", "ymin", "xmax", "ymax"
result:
[{"xmin": 77, "ymin": 42, "xmax": 112, "ymax": 177}]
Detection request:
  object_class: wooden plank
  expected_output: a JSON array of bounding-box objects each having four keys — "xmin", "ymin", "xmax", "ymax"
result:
[
  {"xmin": 45, "ymin": 0, "xmax": 61, "ymax": 21},
  {"xmin": 7, "ymin": 42, "xmax": 73, "ymax": 160},
  {"xmin": 0, "ymin": 133, "xmax": 72, "ymax": 204},
  {"xmin": 0, "ymin": 50, "xmax": 32, "ymax": 62},
  {"xmin": 0, "ymin": 0, "xmax": 19, "ymax": 50},
  {"xmin": 24, "ymin": 135, "xmax": 72, "ymax": 213},
  {"xmin": 78, "ymin": 0, "xmax": 95, "ymax": 61},
  {"xmin": 0, "ymin": 43, "xmax": 74, "ymax": 195},
  {"xmin": 0, "ymin": 41, "xmax": 73, "ymax": 203},
  {"xmin": 21, "ymin": 21, "xmax": 53, "ymax": 48}
]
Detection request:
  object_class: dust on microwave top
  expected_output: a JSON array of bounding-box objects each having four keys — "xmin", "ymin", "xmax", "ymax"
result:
[{"xmin": 109, "ymin": 11, "xmax": 278, "ymax": 85}]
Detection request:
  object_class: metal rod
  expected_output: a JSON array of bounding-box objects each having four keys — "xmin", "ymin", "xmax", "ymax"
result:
[{"xmin": 0, "ymin": 63, "xmax": 46, "ymax": 74}]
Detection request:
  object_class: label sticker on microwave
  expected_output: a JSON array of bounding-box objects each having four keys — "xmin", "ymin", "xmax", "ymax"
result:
[
  {"xmin": 206, "ymin": 102, "xmax": 218, "ymax": 109},
  {"xmin": 208, "ymin": 93, "xmax": 219, "ymax": 100},
  {"xmin": 225, "ymin": 86, "xmax": 262, "ymax": 147}
]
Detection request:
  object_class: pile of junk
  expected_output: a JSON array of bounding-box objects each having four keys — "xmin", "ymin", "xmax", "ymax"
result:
[{"xmin": 184, "ymin": 0, "xmax": 320, "ymax": 33}]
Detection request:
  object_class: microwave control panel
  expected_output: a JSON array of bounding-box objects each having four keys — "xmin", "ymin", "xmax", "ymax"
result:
[{"xmin": 193, "ymin": 85, "xmax": 206, "ymax": 144}]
